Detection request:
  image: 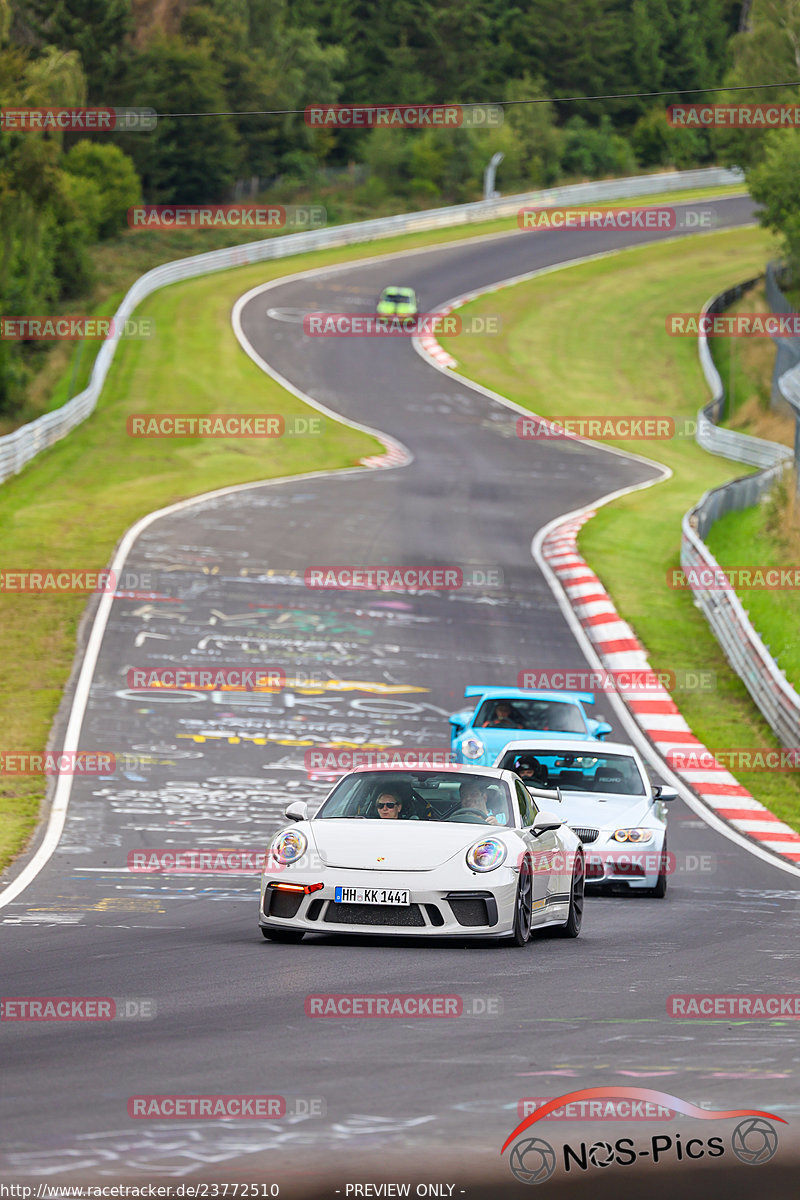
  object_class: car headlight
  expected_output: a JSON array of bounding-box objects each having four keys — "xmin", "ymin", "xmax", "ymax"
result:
[
  {"xmin": 269, "ymin": 829, "xmax": 308, "ymax": 864},
  {"xmin": 466, "ymin": 838, "xmax": 507, "ymax": 872},
  {"xmin": 612, "ymin": 828, "xmax": 654, "ymax": 843},
  {"xmin": 460, "ymin": 736, "xmax": 485, "ymax": 760}
]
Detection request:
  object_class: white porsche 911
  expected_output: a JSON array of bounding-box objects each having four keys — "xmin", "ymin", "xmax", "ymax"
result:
[
  {"xmin": 259, "ymin": 765, "xmax": 584, "ymax": 945},
  {"xmin": 495, "ymin": 738, "xmax": 676, "ymax": 897}
]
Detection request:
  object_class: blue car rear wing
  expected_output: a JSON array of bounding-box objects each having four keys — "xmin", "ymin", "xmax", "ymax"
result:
[{"xmin": 462, "ymin": 685, "xmax": 596, "ymax": 705}]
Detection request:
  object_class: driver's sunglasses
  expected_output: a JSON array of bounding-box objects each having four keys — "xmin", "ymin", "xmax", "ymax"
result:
[{"xmin": 377, "ymin": 801, "xmax": 398, "ymax": 809}]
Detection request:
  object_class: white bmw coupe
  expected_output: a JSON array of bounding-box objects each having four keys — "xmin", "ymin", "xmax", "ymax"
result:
[
  {"xmin": 259, "ymin": 765, "xmax": 584, "ymax": 945},
  {"xmin": 495, "ymin": 738, "xmax": 676, "ymax": 897}
]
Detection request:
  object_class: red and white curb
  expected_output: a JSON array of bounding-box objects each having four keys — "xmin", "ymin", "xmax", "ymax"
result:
[
  {"xmin": 360, "ymin": 443, "xmax": 411, "ymax": 469},
  {"xmin": 542, "ymin": 513, "xmax": 800, "ymax": 865},
  {"xmin": 419, "ymin": 302, "xmax": 460, "ymax": 369}
]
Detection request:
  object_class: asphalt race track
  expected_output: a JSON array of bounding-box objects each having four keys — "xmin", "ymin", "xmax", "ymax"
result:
[{"xmin": 2, "ymin": 195, "xmax": 798, "ymax": 1193}]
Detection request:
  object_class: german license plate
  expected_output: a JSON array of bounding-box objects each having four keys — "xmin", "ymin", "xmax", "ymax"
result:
[{"xmin": 334, "ymin": 886, "xmax": 410, "ymax": 905}]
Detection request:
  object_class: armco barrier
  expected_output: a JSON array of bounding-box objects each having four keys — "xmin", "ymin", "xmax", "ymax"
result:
[
  {"xmin": 0, "ymin": 166, "xmax": 743, "ymax": 486},
  {"xmin": 682, "ymin": 282, "xmax": 800, "ymax": 747}
]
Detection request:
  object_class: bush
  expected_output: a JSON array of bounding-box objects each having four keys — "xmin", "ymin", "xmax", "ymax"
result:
[{"xmin": 63, "ymin": 141, "xmax": 142, "ymax": 239}]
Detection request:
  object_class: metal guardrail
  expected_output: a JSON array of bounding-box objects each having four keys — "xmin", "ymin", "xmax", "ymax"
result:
[
  {"xmin": 765, "ymin": 260, "xmax": 800, "ymax": 478},
  {"xmin": 696, "ymin": 277, "xmax": 794, "ymax": 468},
  {"xmin": 683, "ymin": 281, "xmax": 800, "ymax": 748},
  {"xmin": 765, "ymin": 260, "xmax": 800, "ymax": 406},
  {"xmin": 0, "ymin": 166, "xmax": 743, "ymax": 487}
]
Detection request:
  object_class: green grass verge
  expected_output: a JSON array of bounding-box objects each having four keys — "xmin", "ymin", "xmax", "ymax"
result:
[
  {"xmin": 708, "ymin": 281, "xmax": 795, "ymax": 448},
  {"xmin": 439, "ymin": 225, "xmax": 800, "ymax": 833},
  {"xmin": 0, "ymin": 181, "xmax": 756, "ymax": 873},
  {"xmin": 706, "ymin": 497, "xmax": 800, "ymax": 692}
]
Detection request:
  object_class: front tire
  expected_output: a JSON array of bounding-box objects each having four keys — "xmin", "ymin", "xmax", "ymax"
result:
[
  {"xmin": 645, "ymin": 840, "xmax": 668, "ymax": 898},
  {"xmin": 509, "ymin": 857, "xmax": 533, "ymax": 946},
  {"xmin": 555, "ymin": 852, "xmax": 584, "ymax": 938},
  {"xmin": 261, "ymin": 927, "xmax": 305, "ymax": 943}
]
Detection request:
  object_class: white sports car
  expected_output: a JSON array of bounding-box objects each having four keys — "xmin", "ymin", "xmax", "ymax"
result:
[
  {"xmin": 258, "ymin": 765, "xmax": 585, "ymax": 944},
  {"xmin": 494, "ymin": 738, "xmax": 676, "ymax": 897}
]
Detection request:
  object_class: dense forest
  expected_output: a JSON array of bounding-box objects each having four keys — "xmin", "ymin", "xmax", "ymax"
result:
[{"xmin": 1, "ymin": 0, "xmax": 799, "ymax": 417}]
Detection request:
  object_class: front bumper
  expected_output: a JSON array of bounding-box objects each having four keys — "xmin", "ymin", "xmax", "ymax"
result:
[
  {"xmin": 583, "ymin": 840, "xmax": 665, "ymax": 889},
  {"xmin": 259, "ymin": 865, "xmax": 519, "ymax": 938}
]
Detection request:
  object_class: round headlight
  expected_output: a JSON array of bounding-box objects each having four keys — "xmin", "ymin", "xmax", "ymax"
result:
[
  {"xmin": 466, "ymin": 838, "xmax": 507, "ymax": 872},
  {"xmin": 612, "ymin": 828, "xmax": 653, "ymax": 844},
  {"xmin": 460, "ymin": 736, "xmax": 485, "ymax": 760},
  {"xmin": 270, "ymin": 829, "xmax": 308, "ymax": 865}
]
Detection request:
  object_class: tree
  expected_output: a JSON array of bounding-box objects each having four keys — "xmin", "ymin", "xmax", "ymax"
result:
[
  {"xmin": 19, "ymin": 0, "xmax": 133, "ymax": 98},
  {"xmin": 748, "ymin": 128, "xmax": 800, "ymax": 272},
  {"xmin": 115, "ymin": 36, "xmax": 239, "ymax": 203}
]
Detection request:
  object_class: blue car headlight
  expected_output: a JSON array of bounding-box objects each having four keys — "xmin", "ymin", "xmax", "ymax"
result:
[
  {"xmin": 460, "ymin": 736, "xmax": 485, "ymax": 760},
  {"xmin": 466, "ymin": 838, "xmax": 507, "ymax": 872}
]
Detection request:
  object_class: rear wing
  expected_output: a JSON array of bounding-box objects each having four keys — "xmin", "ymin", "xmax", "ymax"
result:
[
  {"xmin": 524, "ymin": 783, "xmax": 563, "ymax": 805},
  {"xmin": 463, "ymin": 685, "xmax": 595, "ymax": 705}
]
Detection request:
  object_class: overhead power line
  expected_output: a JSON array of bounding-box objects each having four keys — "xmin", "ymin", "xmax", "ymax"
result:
[{"xmin": 156, "ymin": 78, "xmax": 800, "ymax": 118}]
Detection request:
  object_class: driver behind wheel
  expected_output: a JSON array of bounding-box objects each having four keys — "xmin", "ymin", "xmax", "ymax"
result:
[
  {"xmin": 515, "ymin": 755, "xmax": 548, "ymax": 786},
  {"xmin": 449, "ymin": 778, "xmax": 500, "ymax": 825}
]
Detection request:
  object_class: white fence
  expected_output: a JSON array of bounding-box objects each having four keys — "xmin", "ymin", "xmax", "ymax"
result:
[{"xmin": 0, "ymin": 166, "xmax": 744, "ymax": 486}]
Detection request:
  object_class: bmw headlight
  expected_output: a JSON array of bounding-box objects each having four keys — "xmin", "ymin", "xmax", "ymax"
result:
[
  {"xmin": 269, "ymin": 829, "xmax": 308, "ymax": 864},
  {"xmin": 460, "ymin": 736, "xmax": 485, "ymax": 760},
  {"xmin": 466, "ymin": 838, "xmax": 507, "ymax": 872},
  {"xmin": 612, "ymin": 828, "xmax": 654, "ymax": 843}
]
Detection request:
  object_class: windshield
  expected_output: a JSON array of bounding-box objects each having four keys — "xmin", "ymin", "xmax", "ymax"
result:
[
  {"xmin": 316, "ymin": 771, "xmax": 514, "ymax": 825},
  {"xmin": 381, "ymin": 289, "xmax": 412, "ymax": 303},
  {"xmin": 499, "ymin": 750, "xmax": 646, "ymax": 796},
  {"xmin": 474, "ymin": 697, "xmax": 586, "ymax": 733}
]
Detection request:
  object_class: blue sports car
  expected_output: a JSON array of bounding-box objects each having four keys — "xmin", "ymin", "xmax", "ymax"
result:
[{"xmin": 449, "ymin": 686, "xmax": 612, "ymax": 766}]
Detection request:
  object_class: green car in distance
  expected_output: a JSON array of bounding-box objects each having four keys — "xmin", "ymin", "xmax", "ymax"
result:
[{"xmin": 376, "ymin": 285, "xmax": 418, "ymax": 317}]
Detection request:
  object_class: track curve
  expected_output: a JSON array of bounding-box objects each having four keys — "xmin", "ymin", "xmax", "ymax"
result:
[{"xmin": 2, "ymin": 195, "xmax": 798, "ymax": 1188}]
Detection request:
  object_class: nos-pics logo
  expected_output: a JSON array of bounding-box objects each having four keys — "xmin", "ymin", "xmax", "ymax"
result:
[{"xmin": 501, "ymin": 1087, "xmax": 783, "ymax": 1185}]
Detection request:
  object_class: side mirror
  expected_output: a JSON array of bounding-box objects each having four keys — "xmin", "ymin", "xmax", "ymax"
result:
[
  {"xmin": 652, "ymin": 787, "xmax": 677, "ymax": 802},
  {"xmin": 590, "ymin": 718, "xmax": 613, "ymax": 739},
  {"xmin": 531, "ymin": 809, "xmax": 563, "ymax": 836},
  {"xmin": 284, "ymin": 800, "xmax": 308, "ymax": 822},
  {"xmin": 449, "ymin": 708, "xmax": 473, "ymax": 732}
]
